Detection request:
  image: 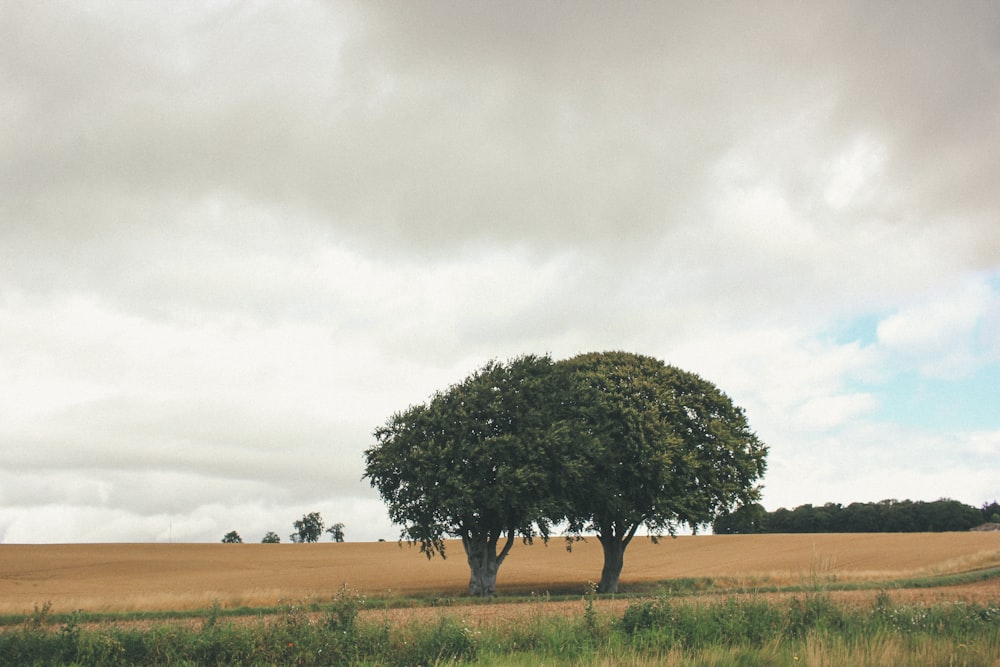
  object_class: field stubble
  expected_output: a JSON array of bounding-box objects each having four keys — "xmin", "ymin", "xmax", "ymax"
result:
[{"xmin": 1, "ymin": 533, "xmax": 998, "ymax": 617}]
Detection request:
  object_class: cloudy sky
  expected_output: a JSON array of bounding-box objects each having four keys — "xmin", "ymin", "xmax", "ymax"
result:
[{"xmin": 2, "ymin": 1, "xmax": 998, "ymax": 544}]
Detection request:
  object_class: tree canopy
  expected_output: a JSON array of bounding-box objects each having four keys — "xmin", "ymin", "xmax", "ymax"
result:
[
  {"xmin": 326, "ymin": 522, "xmax": 345, "ymax": 542},
  {"xmin": 364, "ymin": 354, "xmax": 564, "ymax": 596},
  {"xmin": 365, "ymin": 351, "xmax": 768, "ymax": 596},
  {"xmin": 714, "ymin": 499, "xmax": 987, "ymax": 534},
  {"xmin": 290, "ymin": 512, "xmax": 325, "ymax": 543},
  {"xmin": 555, "ymin": 352, "xmax": 768, "ymax": 592}
]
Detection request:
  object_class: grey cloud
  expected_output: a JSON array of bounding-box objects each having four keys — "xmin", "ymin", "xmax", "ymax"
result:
[
  {"xmin": 2, "ymin": 1, "xmax": 998, "ymax": 544},
  {"xmin": 6, "ymin": 397, "xmax": 370, "ymax": 494},
  {"xmin": 5, "ymin": 1, "xmax": 998, "ymax": 271}
]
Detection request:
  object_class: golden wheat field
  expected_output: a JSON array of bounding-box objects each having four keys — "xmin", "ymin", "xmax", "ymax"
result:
[{"xmin": 2, "ymin": 533, "xmax": 999, "ymax": 615}]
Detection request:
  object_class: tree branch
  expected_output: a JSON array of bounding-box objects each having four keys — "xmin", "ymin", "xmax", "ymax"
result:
[
  {"xmin": 496, "ymin": 527, "xmax": 516, "ymax": 567},
  {"xmin": 622, "ymin": 520, "xmax": 642, "ymax": 548}
]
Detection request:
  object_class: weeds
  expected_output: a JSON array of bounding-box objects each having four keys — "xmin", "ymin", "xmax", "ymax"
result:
[
  {"xmin": 2, "ymin": 593, "xmax": 998, "ymax": 665},
  {"xmin": 25, "ymin": 601, "xmax": 52, "ymax": 631},
  {"xmin": 203, "ymin": 599, "xmax": 222, "ymax": 630},
  {"xmin": 582, "ymin": 581, "xmax": 599, "ymax": 638}
]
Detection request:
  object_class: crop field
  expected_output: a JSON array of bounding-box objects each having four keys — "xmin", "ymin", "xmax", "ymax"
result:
[
  {"xmin": 2, "ymin": 532, "xmax": 999, "ymax": 615},
  {"xmin": 3, "ymin": 534, "xmax": 999, "ymax": 665}
]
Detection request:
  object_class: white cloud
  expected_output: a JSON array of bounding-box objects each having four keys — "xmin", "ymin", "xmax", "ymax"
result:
[
  {"xmin": 876, "ymin": 276, "xmax": 999, "ymax": 378},
  {"xmin": 822, "ymin": 135, "xmax": 889, "ymax": 210},
  {"xmin": 790, "ymin": 393, "xmax": 879, "ymax": 432},
  {"xmin": 762, "ymin": 424, "xmax": 1000, "ymax": 511}
]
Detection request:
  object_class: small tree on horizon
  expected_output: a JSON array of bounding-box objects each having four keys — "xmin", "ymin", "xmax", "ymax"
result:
[
  {"xmin": 261, "ymin": 531, "xmax": 281, "ymax": 543},
  {"xmin": 290, "ymin": 512, "xmax": 325, "ymax": 543},
  {"xmin": 326, "ymin": 522, "xmax": 345, "ymax": 542},
  {"xmin": 221, "ymin": 531, "xmax": 243, "ymax": 544}
]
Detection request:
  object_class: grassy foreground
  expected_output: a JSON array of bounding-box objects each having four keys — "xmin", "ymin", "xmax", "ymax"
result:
[{"xmin": 2, "ymin": 586, "xmax": 998, "ymax": 666}]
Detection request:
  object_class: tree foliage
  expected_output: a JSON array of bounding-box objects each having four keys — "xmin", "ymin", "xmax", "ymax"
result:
[
  {"xmin": 365, "ymin": 351, "xmax": 767, "ymax": 595},
  {"xmin": 715, "ymin": 498, "xmax": 988, "ymax": 534},
  {"xmin": 982, "ymin": 500, "xmax": 1000, "ymax": 524},
  {"xmin": 711, "ymin": 502, "xmax": 768, "ymax": 535},
  {"xmin": 326, "ymin": 522, "xmax": 345, "ymax": 542},
  {"xmin": 261, "ymin": 531, "xmax": 281, "ymax": 543},
  {"xmin": 221, "ymin": 530, "xmax": 243, "ymax": 544},
  {"xmin": 290, "ymin": 512, "xmax": 325, "ymax": 543},
  {"xmin": 555, "ymin": 351, "xmax": 768, "ymax": 592},
  {"xmin": 364, "ymin": 355, "xmax": 563, "ymax": 596}
]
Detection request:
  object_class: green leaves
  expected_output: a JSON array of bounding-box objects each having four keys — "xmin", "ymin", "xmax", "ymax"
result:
[
  {"xmin": 363, "ymin": 355, "xmax": 562, "ymax": 560},
  {"xmin": 363, "ymin": 351, "xmax": 768, "ymax": 594},
  {"xmin": 555, "ymin": 352, "xmax": 768, "ymax": 541}
]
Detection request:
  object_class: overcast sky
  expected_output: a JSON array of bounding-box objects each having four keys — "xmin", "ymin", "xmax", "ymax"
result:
[{"xmin": 2, "ymin": 1, "xmax": 998, "ymax": 544}]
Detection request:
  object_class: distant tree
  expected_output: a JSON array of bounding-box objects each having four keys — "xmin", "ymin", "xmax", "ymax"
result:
[
  {"xmin": 787, "ymin": 504, "xmax": 819, "ymax": 532},
  {"xmin": 880, "ymin": 499, "xmax": 917, "ymax": 532},
  {"xmin": 843, "ymin": 502, "xmax": 881, "ymax": 532},
  {"xmin": 290, "ymin": 512, "xmax": 325, "ymax": 543},
  {"xmin": 981, "ymin": 501, "xmax": 1000, "ymax": 524},
  {"xmin": 919, "ymin": 498, "xmax": 982, "ymax": 531},
  {"xmin": 221, "ymin": 531, "xmax": 243, "ymax": 544},
  {"xmin": 261, "ymin": 531, "xmax": 281, "ymax": 543},
  {"xmin": 749, "ymin": 498, "xmax": 986, "ymax": 533},
  {"xmin": 326, "ymin": 522, "xmax": 345, "ymax": 542},
  {"xmin": 556, "ymin": 352, "xmax": 768, "ymax": 593},
  {"xmin": 713, "ymin": 503, "xmax": 768, "ymax": 534},
  {"xmin": 768, "ymin": 507, "xmax": 793, "ymax": 532}
]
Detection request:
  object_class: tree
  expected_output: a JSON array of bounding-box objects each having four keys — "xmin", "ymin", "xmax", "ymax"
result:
[
  {"xmin": 221, "ymin": 530, "xmax": 243, "ymax": 544},
  {"xmin": 364, "ymin": 355, "xmax": 563, "ymax": 596},
  {"xmin": 917, "ymin": 498, "xmax": 982, "ymax": 531},
  {"xmin": 290, "ymin": 512, "xmax": 325, "ymax": 543},
  {"xmin": 556, "ymin": 352, "xmax": 767, "ymax": 593},
  {"xmin": 261, "ymin": 531, "xmax": 281, "ymax": 543},
  {"xmin": 713, "ymin": 503, "xmax": 768, "ymax": 534},
  {"xmin": 982, "ymin": 501, "xmax": 1000, "ymax": 524},
  {"xmin": 326, "ymin": 522, "xmax": 345, "ymax": 542}
]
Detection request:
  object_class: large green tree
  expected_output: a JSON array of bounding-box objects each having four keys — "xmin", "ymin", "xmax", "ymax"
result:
[
  {"xmin": 556, "ymin": 352, "xmax": 768, "ymax": 593},
  {"xmin": 364, "ymin": 355, "xmax": 562, "ymax": 596}
]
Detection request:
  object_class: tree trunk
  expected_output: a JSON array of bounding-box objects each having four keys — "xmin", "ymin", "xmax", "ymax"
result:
[
  {"xmin": 596, "ymin": 522, "xmax": 639, "ymax": 594},
  {"xmin": 597, "ymin": 536, "xmax": 626, "ymax": 594},
  {"xmin": 461, "ymin": 530, "xmax": 514, "ymax": 596},
  {"xmin": 463, "ymin": 538, "xmax": 499, "ymax": 596}
]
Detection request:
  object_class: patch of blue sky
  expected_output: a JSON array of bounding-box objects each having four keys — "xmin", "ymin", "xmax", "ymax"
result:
[
  {"xmin": 829, "ymin": 313, "xmax": 882, "ymax": 347},
  {"xmin": 864, "ymin": 364, "xmax": 1000, "ymax": 433},
  {"xmin": 987, "ymin": 267, "xmax": 1000, "ymax": 290}
]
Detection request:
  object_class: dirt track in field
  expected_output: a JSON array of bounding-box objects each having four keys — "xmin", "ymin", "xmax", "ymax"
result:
[{"xmin": 2, "ymin": 533, "xmax": 999, "ymax": 616}]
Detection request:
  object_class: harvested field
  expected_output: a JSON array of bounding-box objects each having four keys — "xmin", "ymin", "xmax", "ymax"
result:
[{"xmin": 2, "ymin": 533, "xmax": 999, "ymax": 615}]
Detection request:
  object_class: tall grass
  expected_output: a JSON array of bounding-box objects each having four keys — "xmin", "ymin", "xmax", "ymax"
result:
[{"xmin": 2, "ymin": 588, "xmax": 998, "ymax": 666}]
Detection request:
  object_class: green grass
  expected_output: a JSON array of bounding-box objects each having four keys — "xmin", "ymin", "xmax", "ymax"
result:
[
  {"xmin": 642, "ymin": 565, "xmax": 1000, "ymax": 597},
  {"xmin": 2, "ymin": 585, "xmax": 998, "ymax": 666},
  {"xmin": 3, "ymin": 565, "xmax": 1000, "ymax": 630},
  {"xmin": 4, "ymin": 564, "xmax": 1000, "ymax": 632}
]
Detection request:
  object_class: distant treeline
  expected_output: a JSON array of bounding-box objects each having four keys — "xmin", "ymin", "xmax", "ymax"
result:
[{"xmin": 713, "ymin": 499, "xmax": 1000, "ymax": 534}]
